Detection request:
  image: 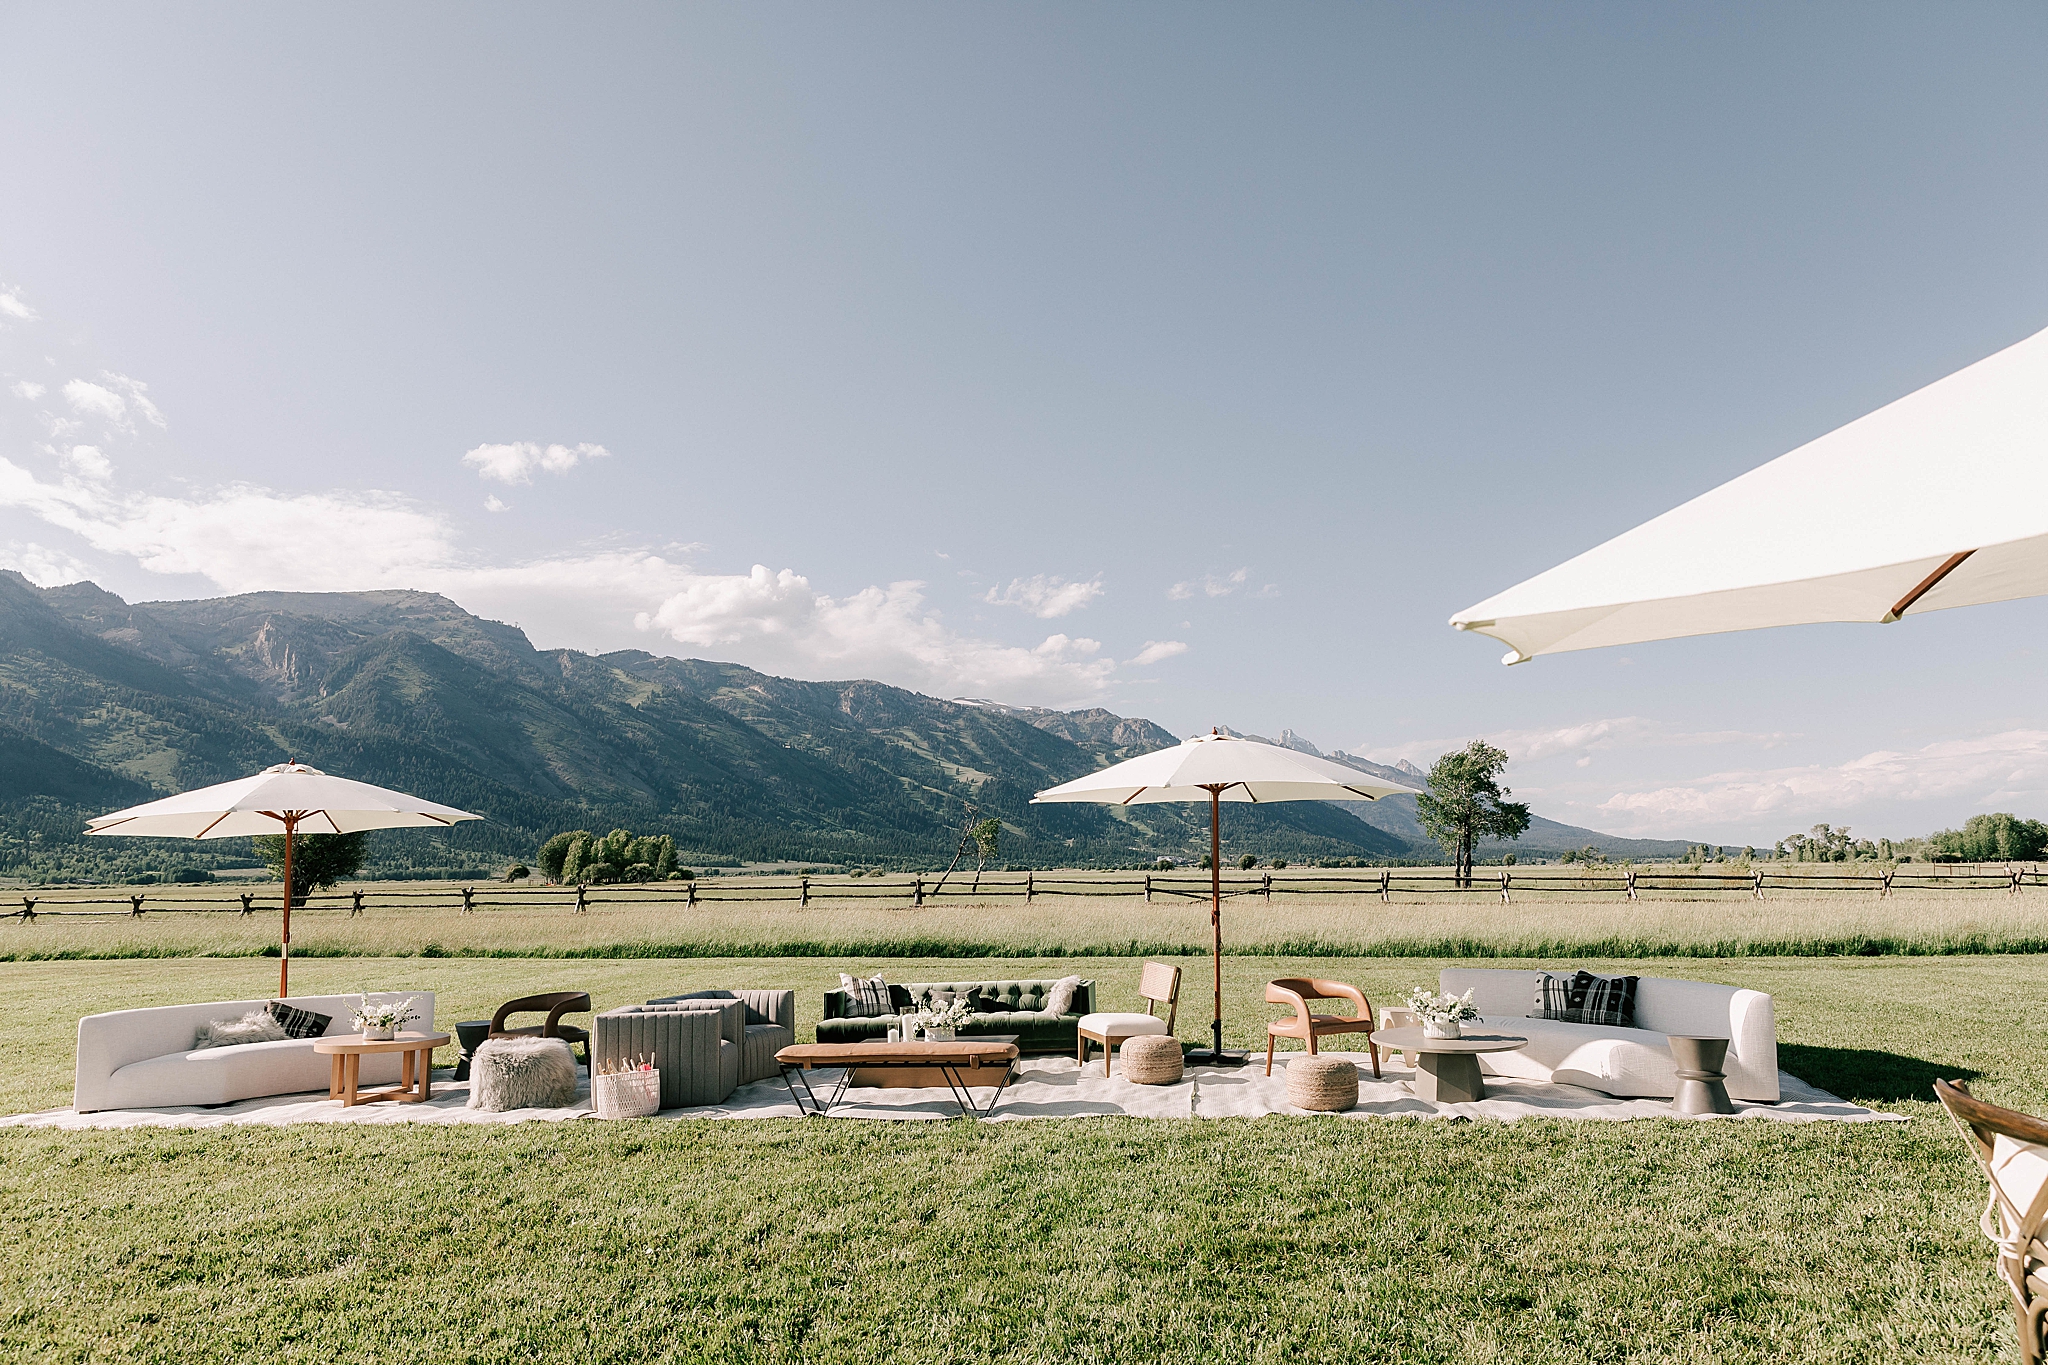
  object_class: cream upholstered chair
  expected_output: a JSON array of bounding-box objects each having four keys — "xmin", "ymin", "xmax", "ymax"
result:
[
  {"xmin": 1937, "ymin": 1079, "xmax": 2048, "ymax": 1363},
  {"xmin": 1077, "ymin": 962, "xmax": 1180, "ymax": 1075}
]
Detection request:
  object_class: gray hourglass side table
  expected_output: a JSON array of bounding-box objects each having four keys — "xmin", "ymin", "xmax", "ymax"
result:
[{"xmin": 1668, "ymin": 1036, "xmax": 1736, "ymax": 1115}]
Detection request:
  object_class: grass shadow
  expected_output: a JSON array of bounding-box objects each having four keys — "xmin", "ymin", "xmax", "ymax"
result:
[{"xmin": 1779, "ymin": 1042, "xmax": 1980, "ymax": 1104}]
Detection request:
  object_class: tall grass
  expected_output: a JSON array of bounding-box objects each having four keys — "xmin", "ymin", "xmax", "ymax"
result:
[{"xmin": 4, "ymin": 887, "xmax": 2046, "ymax": 960}]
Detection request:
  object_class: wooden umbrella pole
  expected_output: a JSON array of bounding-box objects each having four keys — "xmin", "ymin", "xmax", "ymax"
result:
[
  {"xmin": 1209, "ymin": 786, "xmax": 1223, "ymax": 1059},
  {"xmin": 279, "ymin": 815, "xmax": 295, "ymax": 998}
]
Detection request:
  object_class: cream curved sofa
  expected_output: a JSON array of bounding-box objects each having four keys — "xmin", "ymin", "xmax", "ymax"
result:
[
  {"xmin": 75, "ymin": 993, "xmax": 436, "ymax": 1113},
  {"xmin": 1439, "ymin": 968, "xmax": 1778, "ymax": 1103}
]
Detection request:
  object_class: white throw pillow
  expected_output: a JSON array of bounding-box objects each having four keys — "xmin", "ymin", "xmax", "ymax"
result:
[
  {"xmin": 1044, "ymin": 975, "xmax": 1085, "ymax": 1017},
  {"xmin": 193, "ymin": 1009, "xmax": 290, "ymax": 1050},
  {"xmin": 838, "ymin": 973, "xmax": 893, "ymax": 1018}
]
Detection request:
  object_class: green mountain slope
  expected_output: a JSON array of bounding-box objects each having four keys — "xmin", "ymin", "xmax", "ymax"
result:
[{"xmin": 0, "ymin": 576, "xmax": 1426, "ymax": 880}]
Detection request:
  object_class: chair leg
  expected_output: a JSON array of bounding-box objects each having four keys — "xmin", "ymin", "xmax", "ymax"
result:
[
  {"xmin": 1308, "ymin": 1033, "xmax": 1319, "ymax": 1056},
  {"xmin": 1265, "ymin": 1033, "xmax": 1275, "ymax": 1076},
  {"xmin": 1369, "ymin": 1041, "xmax": 1381, "ymax": 1079},
  {"xmin": 1077, "ymin": 1036, "xmax": 1087, "ymax": 1067}
]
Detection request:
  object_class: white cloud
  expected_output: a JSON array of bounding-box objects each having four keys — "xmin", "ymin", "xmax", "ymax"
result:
[
  {"xmin": 9, "ymin": 380, "xmax": 44, "ymax": 400},
  {"xmin": 484, "ymin": 495, "xmax": 510, "ymax": 513},
  {"xmin": 634, "ymin": 567, "xmax": 1115, "ymax": 703},
  {"xmin": 1169, "ymin": 567, "xmax": 1276, "ymax": 600},
  {"xmin": 100, "ymin": 372, "xmax": 165, "ymax": 428},
  {"xmin": 461, "ymin": 441, "xmax": 609, "ymax": 485},
  {"xmin": 62, "ymin": 379, "xmax": 127, "ymax": 424},
  {"xmin": 0, "ymin": 290, "xmax": 36, "ymax": 322},
  {"xmin": 1129, "ymin": 640, "xmax": 1189, "ymax": 666},
  {"xmin": 1595, "ymin": 730, "xmax": 2048, "ymax": 835},
  {"xmin": 984, "ymin": 574, "xmax": 1105, "ymax": 619},
  {"xmin": 0, "ymin": 540, "xmax": 92, "ymax": 586},
  {"xmin": 1358, "ymin": 717, "xmax": 1789, "ymax": 769},
  {"xmin": 60, "ymin": 445, "xmax": 111, "ymax": 481}
]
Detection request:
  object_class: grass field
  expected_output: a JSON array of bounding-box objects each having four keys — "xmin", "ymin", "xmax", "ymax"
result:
[
  {"xmin": 2, "ymin": 910, "xmax": 2042, "ymax": 1361},
  {"xmin": 6, "ymin": 883, "xmax": 2048, "ymax": 961}
]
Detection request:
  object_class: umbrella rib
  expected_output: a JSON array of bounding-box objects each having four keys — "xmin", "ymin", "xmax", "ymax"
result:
[
  {"xmin": 192, "ymin": 811, "xmax": 237, "ymax": 839},
  {"xmin": 1341, "ymin": 785, "xmax": 1382, "ymax": 801},
  {"xmin": 1119, "ymin": 787, "xmax": 1148, "ymax": 805},
  {"xmin": 1885, "ymin": 549, "xmax": 1975, "ymax": 622}
]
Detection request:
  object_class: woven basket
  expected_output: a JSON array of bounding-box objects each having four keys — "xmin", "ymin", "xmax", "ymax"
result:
[
  {"xmin": 1119, "ymin": 1033, "xmax": 1184, "ymax": 1085},
  {"xmin": 593, "ymin": 1068, "xmax": 662, "ymax": 1119},
  {"xmin": 1285, "ymin": 1054, "xmax": 1359, "ymax": 1112}
]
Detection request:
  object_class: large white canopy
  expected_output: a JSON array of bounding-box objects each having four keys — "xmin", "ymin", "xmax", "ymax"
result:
[
  {"xmin": 1450, "ymin": 324, "xmax": 2048, "ymax": 664},
  {"xmin": 86, "ymin": 762, "xmax": 482, "ymax": 839},
  {"xmin": 1031, "ymin": 731, "xmax": 1423, "ymax": 806}
]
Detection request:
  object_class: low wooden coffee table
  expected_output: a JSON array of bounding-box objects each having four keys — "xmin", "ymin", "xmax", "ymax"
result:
[
  {"xmin": 776, "ymin": 1039, "xmax": 1020, "ymax": 1119},
  {"xmin": 314, "ymin": 1031, "xmax": 452, "ymax": 1108},
  {"xmin": 1371, "ymin": 1026, "xmax": 1528, "ymax": 1104}
]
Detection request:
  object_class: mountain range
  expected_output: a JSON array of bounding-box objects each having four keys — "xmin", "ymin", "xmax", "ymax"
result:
[{"xmin": 0, "ymin": 573, "xmax": 1697, "ymax": 881}]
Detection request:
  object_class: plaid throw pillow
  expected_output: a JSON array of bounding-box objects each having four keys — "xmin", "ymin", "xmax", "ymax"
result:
[
  {"xmin": 838, "ymin": 973, "xmax": 893, "ymax": 1018},
  {"xmin": 1529, "ymin": 971, "xmax": 1638, "ymax": 1027},
  {"xmin": 267, "ymin": 1000, "xmax": 332, "ymax": 1040}
]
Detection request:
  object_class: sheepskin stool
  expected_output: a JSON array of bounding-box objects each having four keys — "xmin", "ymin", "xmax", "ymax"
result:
[{"xmin": 469, "ymin": 1036, "xmax": 580, "ymax": 1112}]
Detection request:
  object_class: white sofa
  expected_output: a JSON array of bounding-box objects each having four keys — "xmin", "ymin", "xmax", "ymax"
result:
[
  {"xmin": 75, "ymin": 993, "xmax": 436, "ymax": 1113},
  {"xmin": 1438, "ymin": 968, "xmax": 1779, "ymax": 1103}
]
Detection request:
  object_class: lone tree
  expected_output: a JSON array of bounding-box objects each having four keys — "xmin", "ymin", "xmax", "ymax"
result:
[
  {"xmin": 253, "ymin": 831, "xmax": 367, "ymax": 901},
  {"xmin": 1416, "ymin": 741, "xmax": 1531, "ymax": 887}
]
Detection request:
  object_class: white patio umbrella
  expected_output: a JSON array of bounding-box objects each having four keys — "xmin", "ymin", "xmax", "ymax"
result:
[
  {"xmin": 1032, "ymin": 730, "xmax": 1422, "ymax": 1062},
  {"xmin": 86, "ymin": 762, "xmax": 481, "ymax": 996},
  {"xmin": 1451, "ymin": 323, "xmax": 2048, "ymax": 663}
]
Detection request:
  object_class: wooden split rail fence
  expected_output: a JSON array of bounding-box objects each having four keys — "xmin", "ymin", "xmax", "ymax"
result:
[{"xmin": 1, "ymin": 863, "xmax": 2040, "ymax": 924}]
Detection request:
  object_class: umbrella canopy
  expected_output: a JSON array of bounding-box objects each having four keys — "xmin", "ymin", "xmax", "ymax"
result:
[
  {"xmin": 88, "ymin": 762, "xmax": 481, "ymax": 995},
  {"xmin": 1034, "ymin": 731, "xmax": 1422, "ymax": 1060},
  {"xmin": 1450, "ymin": 324, "xmax": 2048, "ymax": 664}
]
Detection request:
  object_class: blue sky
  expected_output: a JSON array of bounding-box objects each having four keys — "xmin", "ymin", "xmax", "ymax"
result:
[{"xmin": 3, "ymin": 3, "xmax": 2046, "ymax": 845}]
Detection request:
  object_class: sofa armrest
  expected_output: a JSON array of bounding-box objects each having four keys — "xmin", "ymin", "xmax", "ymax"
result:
[
  {"xmin": 1727, "ymin": 988, "xmax": 1780, "ymax": 1102},
  {"xmin": 822, "ymin": 989, "xmax": 848, "ymax": 1021}
]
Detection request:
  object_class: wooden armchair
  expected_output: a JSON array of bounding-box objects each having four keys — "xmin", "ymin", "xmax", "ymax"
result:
[
  {"xmin": 1265, "ymin": 978, "xmax": 1379, "ymax": 1078},
  {"xmin": 1936, "ymin": 1079, "xmax": 2048, "ymax": 1363},
  {"xmin": 1078, "ymin": 961, "xmax": 1181, "ymax": 1073},
  {"xmin": 491, "ymin": 991, "xmax": 593, "ymax": 1071}
]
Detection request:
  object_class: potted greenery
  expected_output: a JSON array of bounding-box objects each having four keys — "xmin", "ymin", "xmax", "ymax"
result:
[
  {"xmin": 1403, "ymin": 986, "xmax": 1479, "ymax": 1040},
  {"xmin": 350, "ymin": 994, "xmax": 418, "ymax": 1042}
]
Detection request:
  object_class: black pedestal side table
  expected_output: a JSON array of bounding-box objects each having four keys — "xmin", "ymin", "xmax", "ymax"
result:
[{"xmin": 453, "ymin": 1020, "xmax": 494, "ymax": 1081}]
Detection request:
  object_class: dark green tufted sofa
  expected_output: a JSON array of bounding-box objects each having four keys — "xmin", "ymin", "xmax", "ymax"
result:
[{"xmin": 818, "ymin": 978, "xmax": 1097, "ymax": 1054}]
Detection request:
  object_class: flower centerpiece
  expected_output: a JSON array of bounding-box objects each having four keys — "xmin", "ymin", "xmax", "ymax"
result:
[
  {"xmin": 1404, "ymin": 986, "xmax": 1479, "ymax": 1040},
  {"xmin": 350, "ymin": 993, "xmax": 418, "ymax": 1042},
  {"xmin": 913, "ymin": 996, "xmax": 978, "ymax": 1042}
]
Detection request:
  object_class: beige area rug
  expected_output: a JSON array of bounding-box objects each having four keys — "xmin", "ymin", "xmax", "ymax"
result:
[{"xmin": 0, "ymin": 1054, "xmax": 1901, "ymax": 1130}]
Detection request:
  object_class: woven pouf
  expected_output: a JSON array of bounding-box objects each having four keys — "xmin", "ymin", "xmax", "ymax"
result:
[
  {"xmin": 1285, "ymin": 1054, "xmax": 1359, "ymax": 1112},
  {"xmin": 1118, "ymin": 1033, "xmax": 1184, "ymax": 1085}
]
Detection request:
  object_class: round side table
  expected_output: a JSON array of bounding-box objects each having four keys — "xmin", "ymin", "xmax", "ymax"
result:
[{"xmin": 1668, "ymin": 1035, "xmax": 1735, "ymax": 1115}]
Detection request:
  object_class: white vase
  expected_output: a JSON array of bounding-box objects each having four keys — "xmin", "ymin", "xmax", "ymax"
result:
[
  {"xmin": 364, "ymin": 1023, "xmax": 396, "ymax": 1042},
  {"xmin": 1422, "ymin": 1018, "xmax": 1461, "ymax": 1041},
  {"xmin": 930, "ymin": 1027, "xmax": 956, "ymax": 1042}
]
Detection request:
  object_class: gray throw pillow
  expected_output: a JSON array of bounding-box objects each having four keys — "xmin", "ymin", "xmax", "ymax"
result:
[
  {"xmin": 194, "ymin": 1009, "xmax": 290, "ymax": 1050},
  {"xmin": 838, "ymin": 973, "xmax": 893, "ymax": 1018}
]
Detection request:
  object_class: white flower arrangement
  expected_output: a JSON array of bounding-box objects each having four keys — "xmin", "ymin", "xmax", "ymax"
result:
[
  {"xmin": 350, "ymin": 994, "xmax": 418, "ymax": 1033},
  {"xmin": 1403, "ymin": 986, "xmax": 1479, "ymax": 1025},
  {"xmin": 904, "ymin": 996, "xmax": 978, "ymax": 1037}
]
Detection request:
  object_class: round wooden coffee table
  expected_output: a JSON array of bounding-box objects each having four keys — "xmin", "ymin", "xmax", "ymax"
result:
[
  {"xmin": 1371, "ymin": 1026, "xmax": 1528, "ymax": 1103},
  {"xmin": 314, "ymin": 1031, "xmax": 451, "ymax": 1107}
]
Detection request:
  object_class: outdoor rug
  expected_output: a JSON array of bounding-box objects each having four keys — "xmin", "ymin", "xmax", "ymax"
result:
[{"xmin": 0, "ymin": 1053, "xmax": 1901, "ymax": 1129}]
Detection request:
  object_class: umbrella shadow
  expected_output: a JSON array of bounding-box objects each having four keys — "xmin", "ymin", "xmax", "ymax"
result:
[{"xmin": 1778, "ymin": 1043, "xmax": 1979, "ymax": 1105}]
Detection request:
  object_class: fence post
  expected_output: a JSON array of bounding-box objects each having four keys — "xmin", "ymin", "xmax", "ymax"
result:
[
  {"xmin": 1625, "ymin": 869, "xmax": 1638, "ymax": 902},
  {"xmin": 351, "ymin": 888, "xmax": 366, "ymax": 917},
  {"xmin": 1878, "ymin": 868, "xmax": 1892, "ymax": 900},
  {"xmin": 1263, "ymin": 873, "xmax": 1272, "ymax": 903},
  {"xmin": 914, "ymin": 876, "xmax": 925, "ymax": 907},
  {"xmin": 1381, "ymin": 870, "xmax": 1391, "ymax": 903},
  {"xmin": 2011, "ymin": 864, "xmax": 2024, "ymax": 897},
  {"xmin": 461, "ymin": 886, "xmax": 475, "ymax": 915},
  {"xmin": 129, "ymin": 893, "xmax": 145, "ymax": 918},
  {"xmin": 800, "ymin": 876, "xmax": 810, "ymax": 908},
  {"xmin": 687, "ymin": 879, "xmax": 698, "ymax": 907},
  {"xmin": 1026, "ymin": 872, "xmax": 1034, "ymax": 904},
  {"xmin": 239, "ymin": 892, "xmax": 255, "ymax": 916},
  {"xmin": 1143, "ymin": 874, "xmax": 1152, "ymax": 904},
  {"xmin": 1499, "ymin": 869, "xmax": 1512, "ymax": 905},
  {"xmin": 575, "ymin": 884, "xmax": 588, "ymax": 914},
  {"xmin": 1752, "ymin": 868, "xmax": 1766, "ymax": 901},
  {"xmin": 19, "ymin": 896, "xmax": 34, "ymax": 924}
]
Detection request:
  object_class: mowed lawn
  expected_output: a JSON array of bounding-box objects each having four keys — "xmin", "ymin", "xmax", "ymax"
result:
[{"xmin": 2, "ymin": 951, "xmax": 2043, "ymax": 1363}]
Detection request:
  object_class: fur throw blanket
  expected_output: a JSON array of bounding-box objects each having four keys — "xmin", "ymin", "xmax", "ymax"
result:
[{"xmin": 468, "ymin": 1036, "xmax": 580, "ymax": 1111}]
